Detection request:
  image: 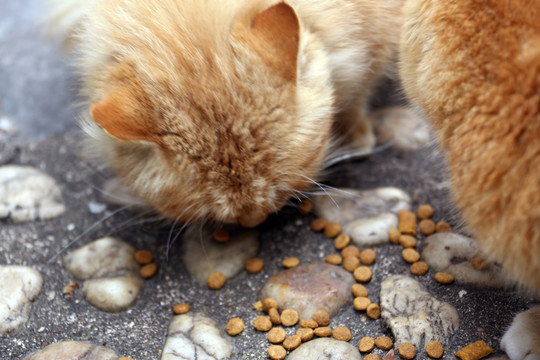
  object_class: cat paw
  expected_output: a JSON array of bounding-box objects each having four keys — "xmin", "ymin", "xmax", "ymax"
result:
[{"xmin": 501, "ymin": 306, "xmax": 540, "ymax": 360}]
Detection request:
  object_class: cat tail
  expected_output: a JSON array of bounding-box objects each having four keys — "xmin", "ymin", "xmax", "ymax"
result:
[{"xmin": 43, "ymin": 0, "xmax": 89, "ymax": 47}]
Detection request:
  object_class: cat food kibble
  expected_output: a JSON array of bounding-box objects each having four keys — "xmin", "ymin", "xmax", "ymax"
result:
[
  {"xmin": 298, "ymin": 198, "xmax": 313, "ymax": 215},
  {"xmin": 353, "ymin": 296, "xmax": 371, "ymax": 311},
  {"xmin": 366, "ymin": 303, "xmax": 381, "ymax": 319},
  {"xmin": 425, "ymin": 340, "xmax": 444, "ymax": 358},
  {"xmin": 398, "ymin": 210, "xmax": 417, "ymax": 236},
  {"xmin": 313, "ymin": 326, "xmax": 332, "ymax": 337},
  {"xmin": 388, "ymin": 227, "xmax": 401, "ymax": 244},
  {"xmin": 410, "ymin": 261, "xmax": 429, "ymax": 275},
  {"xmin": 253, "ymin": 301, "xmax": 263, "ymax": 312},
  {"xmin": 435, "ymin": 272, "xmax": 455, "ymax": 284},
  {"xmin": 398, "ymin": 343, "xmax": 416, "ymax": 359},
  {"xmin": 313, "ymin": 309, "xmax": 330, "ymax": 326},
  {"xmin": 363, "ymin": 355, "xmax": 380, "ymax": 360},
  {"xmin": 280, "ymin": 308, "xmax": 299, "ymax": 326},
  {"xmin": 207, "ymin": 271, "xmax": 226, "ymax": 289},
  {"xmin": 471, "ymin": 253, "xmax": 489, "ymax": 270},
  {"xmin": 402, "ymin": 248, "xmax": 421, "ymax": 263},
  {"xmin": 334, "ymin": 234, "xmax": 351, "ymax": 250},
  {"xmin": 353, "ymin": 266, "xmax": 372, "ymax": 282},
  {"xmin": 172, "ymin": 302, "xmax": 190, "ymax": 315},
  {"xmin": 324, "ymin": 221, "xmax": 342, "ymax": 238},
  {"xmin": 134, "ymin": 250, "xmax": 153, "ymax": 265},
  {"xmin": 283, "ymin": 335, "xmax": 302, "ymax": 350},
  {"xmin": 263, "ymin": 297, "xmax": 279, "ymax": 312},
  {"xmin": 419, "ymin": 219, "xmax": 436, "ymax": 235},
  {"xmin": 375, "ymin": 336, "xmax": 393, "ymax": 350},
  {"xmin": 343, "ymin": 256, "xmax": 360, "ymax": 272},
  {"xmin": 399, "ymin": 234, "xmax": 417, "ymax": 248},
  {"xmin": 245, "ymin": 257, "xmax": 264, "ymax": 273},
  {"xmin": 226, "ymin": 317, "xmax": 244, "ymax": 336},
  {"xmin": 359, "ymin": 248, "xmax": 376, "ymax": 265},
  {"xmin": 417, "ymin": 204, "xmax": 434, "ymax": 219},
  {"xmin": 435, "ymin": 221, "xmax": 452, "ymax": 233},
  {"xmin": 324, "ymin": 254, "xmax": 343, "ymax": 265},
  {"xmin": 341, "ymin": 245, "xmax": 360, "ymax": 258},
  {"xmin": 358, "ymin": 336, "xmax": 375, "ymax": 352},
  {"xmin": 140, "ymin": 263, "xmax": 157, "ymax": 278},
  {"xmin": 212, "ymin": 229, "xmax": 230, "ymax": 243},
  {"xmin": 352, "ymin": 283, "xmax": 368, "ymax": 297},
  {"xmin": 299, "ymin": 318, "xmax": 318, "ymax": 328},
  {"xmin": 455, "ymin": 340, "xmax": 493, "ymax": 360},
  {"xmin": 253, "ymin": 316, "xmax": 272, "ymax": 332},
  {"xmin": 269, "ymin": 307, "xmax": 281, "ymax": 324},
  {"xmin": 296, "ymin": 327, "xmax": 314, "ymax": 341},
  {"xmin": 267, "ymin": 345, "xmax": 287, "ymax": 360},
  {"xmin": 332, "ymin": 326, "xmax": 351, "ymax": 341},
  {"xmin": 311, "ymin": 218, "xmax": 327, "ymax": 232},
  {"xmin": 267, "ymin": 327, "xmax": 287, "ymax": 343},
  {"xmin": 282, "ymin": 256, "xmax": 300, "ymax": 268}
]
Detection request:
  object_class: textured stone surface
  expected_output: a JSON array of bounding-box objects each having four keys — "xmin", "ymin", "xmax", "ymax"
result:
[
  {"xmin": 422, "ymin": 233, "xmax": 512, "ymax": 288},
  {"xmin": 64, "ymin": 237, "xmax": 142, "ymax": 312},
  {"xmin": 0, "ymin": 266, "xmax": 43, "ymax": 334},
  {"xmin": 287, "ymin": 338, "xmax": 362, "ymax": 360},
  {"xmin": 380, "ymin": 275, "xmax": 460, "ymax": 348},
  {"xmin": 21, "ymin": 341, "xmax": 118, "ymax": 360},
  {"xmin": 0, "ymin": 165, "xmax": 65, "ymax": 223},
  {"xmin": 161, "ymin": 312, "xmax": 232, "ymax": 360},
  {"xmin": 260, "ymin": 263, "xmax": 355, "ymax": 319},
  {"xmin": 181, "ymin": 225, "xmax": 259, "ymax": 285}
]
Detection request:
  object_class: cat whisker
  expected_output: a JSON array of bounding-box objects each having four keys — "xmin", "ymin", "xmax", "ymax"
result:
[{"xmin": 323, "ymin": 141, "xmax": 393, "ymax": 168}]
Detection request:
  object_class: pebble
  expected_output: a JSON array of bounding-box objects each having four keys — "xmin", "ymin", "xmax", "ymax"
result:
[
  {"xmin": 64, "ymin": 237, "xmax": 142, "ymax": 312},
  {"xmin": 287, "ymin": 338, "xmax": 361, "ymax": 360},
  {"xmin": 422, "ymin": 233, "xmax": 512, "ymax": 288},
  {"xmin": 0, "ymin": 266, "xmax": 43, "ymax": 334},
  {"xmin": 21, "ymin": 341, "xmax": 118, "ymax": 360},
  {"xmin": 380, "ymin": 275, "xmax": 460, "ymax": 348},
  {"xmin": 260, "ymin": 263, "xmax": 355, "ymax": 319},
  {"xmin": 181, "ymin": 225, "xmax": 259, "ymax": 284},
  {"xmin": 161, "ymin": 312, "xmax": 232, "ymax": 360},
  {"xmin": 313, "ymin": 187, "xmax": 411, "ymax": 246},
  {"xmin": 0, "ymin": 165, "xmax": 65, "ymax": 223}
]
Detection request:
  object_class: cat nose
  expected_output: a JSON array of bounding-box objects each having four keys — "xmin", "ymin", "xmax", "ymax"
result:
[{"xmin": 237, "ymin": 212, "xmax": 268, "ymax": 228}]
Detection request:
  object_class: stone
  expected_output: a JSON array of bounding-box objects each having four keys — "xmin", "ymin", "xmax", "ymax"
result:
[
  {"xmin": 181, "ymin": 225, "xmax": 259, "ymax": 285},
  {"xmin": 0, "ymin": 266, "xmax": 43, "ymax": 334},
  {"xmin": 21, "ymin": 341, "xmax": 118, "ymax": 360},
  {"xmin": 260, "ymin": 263, "xmax": 355, "ymax": 319},
  {"xmin": 64, "ymin": 237, "xmax": 143, "ymax": 312},
  {"xmin": 380, "ymin": 275, "xmax": 460, "ymax": 348},
  {"xmin": 161, "ymin": 312, "xmax": 232, "ymax": 360},
  {"xmin": 313, "ymin": 187, "xmax": 411, "ymax": 246},
  {"xmin": 0, "ymin": 165, "xmax": 65, "ymax": 223},
  {"xmin": 422, "ymin": 233, "xmax": 512, "ymax": 288},
  {"xmin": 287, "ymin": 338, "xmax": 362, "ymax": 360}
]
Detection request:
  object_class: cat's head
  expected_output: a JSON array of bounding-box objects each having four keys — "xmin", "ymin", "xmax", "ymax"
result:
[{"xmin": 81, "ymin": 0, "xmax": 335, "ymax": 227}]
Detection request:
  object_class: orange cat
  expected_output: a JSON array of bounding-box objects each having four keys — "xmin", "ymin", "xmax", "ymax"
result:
[
  {"xmin": 400, "ymin": 0, "xmax": 540, "ymax": 358},
  {"xmin": 49, "ymin": 0, "xmax": 404, "ymax": 227}
]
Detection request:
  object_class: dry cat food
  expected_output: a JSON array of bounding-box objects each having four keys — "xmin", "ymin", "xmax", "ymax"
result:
[
  {"xmin": 283, "ymin": 334, "xmax": 302, "ymax": 350},
  {"xmin": 398, "ymin": 210, "xmax": 417, "ymax": 236},
  {"xmin": 358, "ymin": 336, "xmax": 375, "ymax": 352},
  {"xmin": 267, "ymin": 327, "xmax": 287, "ymax": 343},
  {"xmin": 471, "ymin": 253, "xmax": 489, "ymax": 270},
  {"xmin": 402, "ymin": 248, "xmax": 421, "ymax": 263},
  {"xmin": 313, "ymin": 326, "xmax": 332, "ymax": 337},
  {"xmin": 343, "ymin": 256, "xmax": 360, "ymax": 272},
  {"xmin": 363, "ymin": 355, "xmax": 380, "ymax": 360},
  {"xmin": 263, "ymin": 297, "xmax": 279, "ymax": 312},
  {"xmin": 253, "ymin": 316, "xmax": 273, "ymax": 332},
  {"xmin": 140, "ymin": 263, "xmax": 158, "ymax": 279},
  {"xmin": 334, "ymin": 233, "xmax": 351, "ymax": 250},
  {"xmin": 134, "ymin": 250, "xmax": 153, "ymax": 265},
  {"xmin": 353, "ymin": 266, "xmax": 372, "ymax": 283},
  {"xmin": 353, "ymin": 296, "xmax": 371, "ymax": 311},
  {"xmin": 245, "ymin": 257, "xmax": 264, "ymax": 273},
  {"xmin": 455, "ymin": 340, "xmax": 493, "ymax": 360},
  {"xmin": 366, "ymin": 303, "xmax": 381, "ymax": 319},
  {"xmin": 324, "ymin": 253, "xmax": 343, "ymax": 265},
  {"xmin": 410, "ymin": 261, "xmax": 429, "ymax": 275},
  {"xmin": 207, "ymin": 271, "xmax": 226, "ymax": 289},
  {"xmin": 172, "ymin": 302, "xmax": 190, "ymax": 315},
  {"xmin": 226, "ymin": 317, "xmax": 244, "ymax": 336},
  {"xmin": 399, "ymin": 234, "xmax": 417, "ymax": 248},
  {"xmin": 388, "ymin": 227, "xmax": 401, "ymax": 244},
  {"xmin": 324, "ymin": 221, "xmax": 342, "ymax": 238},
  {"xmin": 282, "ymin": 256, "xmax": 300, "ymax": 268},
  {"xmin": 417, "ymin": 204, "xmax": 434, "ymax": 219},
  {"xmin": 352, "ymin": 283, "xmax": 368, "ymax": 297},
  {"xmin": 267, "ymin": 345, "xmax": 287, "ymax": 360},
  {"xmin": 375, "ymin": 335, "xmax": 393, "ymax": 350},
  {"xmin": 296, "ymin": 327, "xmax": 314, "ymax": 341},
  {"xmin": 435, "ymin": 221, "xmax": 452, "ymax": 233},
  {"xmin": 269, "ymin": 308, "xmax": 281, "ymax": 325},
  {"xmin": 341, "ymin": 245, "xmax": 360, "ymax": 258},
  {"xmin": 359, "ymin": 248, "xmax": 376, "ymax": 265},
  {"xmin": 212, "ymin": 229, "xmax": 230, "ymax": 243},
  {"xmin": 298, "ymin": 198, "xmax": 313, "ymax": 215},
  {"xmin": 398, "ymin": 342, "xmax": 416, "ymax": 359},
  {"xmin": 425, "ymin": 340, "xmax": 444, "ymax": 358},
  {"xmin": 253, "ymin": 300, "xmax": 263, "ymax": 312},
  {"xmin": 280, "ymin": 308, "xmax": 299, "ymax": 326},
  {"xmin": 435, "ymin": 272, "xmax": 455, "ymax": 284},
  {"xmin": 332, "ymin": 326, "xmax": 351, "ymax": 341},
  {"xmin": 311, "ymin": 218, "xmax": 327, "ymax": 232},
  {"xmin": 299, "ymin": 318, "xmax": 318, "ymax": 328},
  {"xmin": 313, "ymin": 309, "xmax": 330, "ymax": 326},
  {"xmin": 419, "ymin": 219, "xmax": 436, "ymax": 235}
]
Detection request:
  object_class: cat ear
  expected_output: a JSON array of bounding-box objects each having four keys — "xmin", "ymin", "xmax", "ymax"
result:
[
  {"xmin": 247, "ymin": 2, "xmax": 300, "ymax": 81},
  {"xmin": 91, "ymin": 90, "xmax": 157, "ymax": 142}
]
